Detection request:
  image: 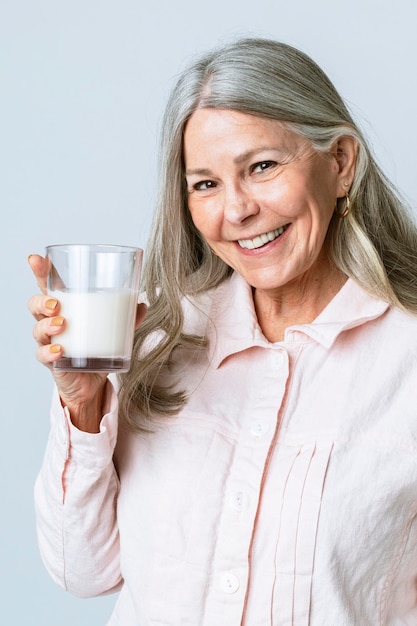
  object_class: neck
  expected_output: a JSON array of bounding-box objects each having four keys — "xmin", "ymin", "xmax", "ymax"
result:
[{"xmin": 253, "ymin": 260, "xmax": 347, "ymax": 343}]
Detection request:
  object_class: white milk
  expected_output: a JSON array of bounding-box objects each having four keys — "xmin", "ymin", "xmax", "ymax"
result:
[{"xmin": 50, "ymin": 289, "xmax": 137, "ymax": 358}]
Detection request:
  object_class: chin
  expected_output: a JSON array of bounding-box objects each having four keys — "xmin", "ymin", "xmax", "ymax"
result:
[{"xmin": 240, "ymin": 273, "xmax": 288, "ymax": 292}]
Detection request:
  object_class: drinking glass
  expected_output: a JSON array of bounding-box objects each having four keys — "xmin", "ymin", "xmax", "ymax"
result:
[{"xmin": 46, "ymin": 244, "xmax": 143, "ymax": 372}]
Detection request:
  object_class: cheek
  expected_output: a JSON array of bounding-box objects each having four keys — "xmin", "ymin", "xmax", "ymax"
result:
[
  {"xmin": 265, "ymin": 177, "xmax": 311, "ymax": 220},
  {"xmin": 188, "ymin": 209, "xmax": 206, "ymax": 235},
  {"xmin": 187, "ymin": 201, "xmax": 202, "ymax": 230},
  {"xmin": 299, "ymin": 182, "xmax": 335, "ymax": 225},
  {"xmin": 188, "ymin": 202, "xmax": 221, "ymax": 240},
  {"xmin": 289, "ymin": 191, "xmax": 334, "ymax": 249}
]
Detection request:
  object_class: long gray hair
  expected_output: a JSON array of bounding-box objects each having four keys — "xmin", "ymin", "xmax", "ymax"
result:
[{"xmin": 119, "ymin": 37, "xmax": 417, "ymax": 429}]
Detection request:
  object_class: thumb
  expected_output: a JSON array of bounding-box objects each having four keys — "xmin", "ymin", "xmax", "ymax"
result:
[{"xmin": 28, "ymin": 254, "xmax": 51, "ymax": 294}]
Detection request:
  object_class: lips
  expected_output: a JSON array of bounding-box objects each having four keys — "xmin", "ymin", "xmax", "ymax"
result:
[{"xmin": 238, "ymin": 225, "xmax": 288, "ymax": 250}]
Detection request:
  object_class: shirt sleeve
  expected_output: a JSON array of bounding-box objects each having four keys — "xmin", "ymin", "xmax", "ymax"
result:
[{"xmin": 34, "ymin": 378, "xmax": 123, "ymax": 598}]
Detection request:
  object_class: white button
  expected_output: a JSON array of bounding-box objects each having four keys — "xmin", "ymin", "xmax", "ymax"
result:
[
  {"xmin": 220, "ymin": 572, "xmax": 240, "ymax": 594},
  {"xmin": 250, "ymin": 419, "xmax": 270, "ymax": 438},
  {"xmin": 271, "ymin": 350, "xmax": 285, "ymax": 369},
  {"xmin": 229, "ymin": 491, "xmax": 244, "ymax": 511}
]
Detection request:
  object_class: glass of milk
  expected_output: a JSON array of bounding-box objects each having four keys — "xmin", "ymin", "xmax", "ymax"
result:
[{"xmin": 46, "ymin": 244, "xmax": 143, "ymax": 372}]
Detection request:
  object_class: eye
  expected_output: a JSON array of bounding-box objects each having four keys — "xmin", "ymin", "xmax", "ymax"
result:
[
  {"xmin": 251, "ymin": 160, "xmax": 277, "ymax": 174},
  {"xmin": 192, "ymin": 180, "xmax": 217, "ymax": 192}
]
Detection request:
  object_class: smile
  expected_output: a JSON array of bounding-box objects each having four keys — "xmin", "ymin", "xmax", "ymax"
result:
[{"xmin": 238, "ymin": 225, "xmax": 288, "ymax": 250}]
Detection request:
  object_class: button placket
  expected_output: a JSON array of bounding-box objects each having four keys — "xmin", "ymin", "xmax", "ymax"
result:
[{"xmin": 204, "ymin": 347, "xmax": 291, "ymax": 619}]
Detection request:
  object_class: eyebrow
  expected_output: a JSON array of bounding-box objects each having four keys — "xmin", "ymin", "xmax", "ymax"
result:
[
  {"xmin": 234, "ymin": 146, "xmax": 280, "ymax": 164},
  {"xmin": 185, "ymin": 167, "xmax": 213, "ymax": 177},
  {"xmin": 185, "ymin": 146, "xmax": 286, "ymax": 177}
]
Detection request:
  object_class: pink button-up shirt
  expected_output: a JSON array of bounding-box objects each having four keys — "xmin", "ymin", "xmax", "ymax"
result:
[{"xmin": 35, "ymin": 272, "xmax": 417, "ymax": 625}]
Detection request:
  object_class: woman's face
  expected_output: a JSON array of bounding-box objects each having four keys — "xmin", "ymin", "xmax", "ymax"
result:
[{"xmin": 184, "ymin": 108, "xmax": 352, "ymax": 295}]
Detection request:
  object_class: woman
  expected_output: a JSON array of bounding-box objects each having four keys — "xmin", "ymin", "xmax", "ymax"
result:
[{"xmin": 29, "ymin": 38, "xmax": 417, "ymax": 624}]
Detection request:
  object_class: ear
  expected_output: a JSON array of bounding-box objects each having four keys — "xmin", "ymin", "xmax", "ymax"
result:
[{"xmin": 332, "ymin": 136, "xmax": 358, "ymax": 198}]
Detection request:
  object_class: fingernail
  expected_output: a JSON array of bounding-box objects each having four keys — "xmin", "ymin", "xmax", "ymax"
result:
[
  {"xmin": 49, "ymin": 344, "xmax": 62, "ymax": 353},
  {"xmin": 50, "ymin": 317, "xmax": 64, "ymax": 327},
  {"xmin": 45, "ymin": 298, "xmax": 58, "ymax": 310},
  {"xmin": 27, "ymin": 254, "xmax": 33, "ymax": 264}
]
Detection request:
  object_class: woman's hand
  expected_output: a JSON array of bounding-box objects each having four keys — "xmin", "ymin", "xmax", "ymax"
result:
[{"xmin": 28, "ymin": 254, "xmax": 147, "ymax": 433}]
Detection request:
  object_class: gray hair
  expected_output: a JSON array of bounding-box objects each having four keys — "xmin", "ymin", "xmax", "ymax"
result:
[{"xmin": 119, "ymin": 37, "xmax": 417, "ymax": 428}]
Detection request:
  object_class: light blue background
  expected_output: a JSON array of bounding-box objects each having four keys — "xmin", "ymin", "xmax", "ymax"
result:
[{"xmin": 1, "ymin": 0, "xmax": 416, "ymax": 624}]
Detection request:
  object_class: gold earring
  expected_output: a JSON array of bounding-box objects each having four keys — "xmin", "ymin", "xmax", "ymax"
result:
[{"xmin": 336, "ymin": 192, "xmax": 350, "ymax": 218}]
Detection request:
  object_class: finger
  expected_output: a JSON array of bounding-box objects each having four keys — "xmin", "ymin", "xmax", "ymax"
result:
[
  {"xmin": 36, "ymin": 343, "xmax": 63, "ymax": 368},
  {"xmin": 35, "ymin": 342, "xmax": 64, "ymax": 368},
  {"xmin": 28, "ymin": 294, "xmax": 61, "ymax": 321},
  {"xmin": 33, "ymin": 316, "xmax": 65, "ymax": 346},
  {"xmin": 135, "ymin": 303, "xmax": 147, "ymax": 329},
  {"xmin": 28, "ymin": 254, "xmax": 51, "ymax": 295}
]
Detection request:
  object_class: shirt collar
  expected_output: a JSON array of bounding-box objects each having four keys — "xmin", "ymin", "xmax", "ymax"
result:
[{"xmin": 206, "ymin": 272, "xmax": 389, "ymax": 368}]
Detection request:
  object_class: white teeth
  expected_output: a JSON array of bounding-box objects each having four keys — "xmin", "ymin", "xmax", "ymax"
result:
[{"xmin": 238, "ymin": 226, "xmax": 287, "ymax": 250}]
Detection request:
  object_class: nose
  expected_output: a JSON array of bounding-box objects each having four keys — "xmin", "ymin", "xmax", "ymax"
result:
[{"xmin": 223, "ymin": 182, "xmax": 260, "ymax": 224}]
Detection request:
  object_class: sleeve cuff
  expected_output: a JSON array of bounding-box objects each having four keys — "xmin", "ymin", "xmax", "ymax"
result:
[{"xmin": 50, "ymin": 378, "xmax": 119, "ymax": 470}]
